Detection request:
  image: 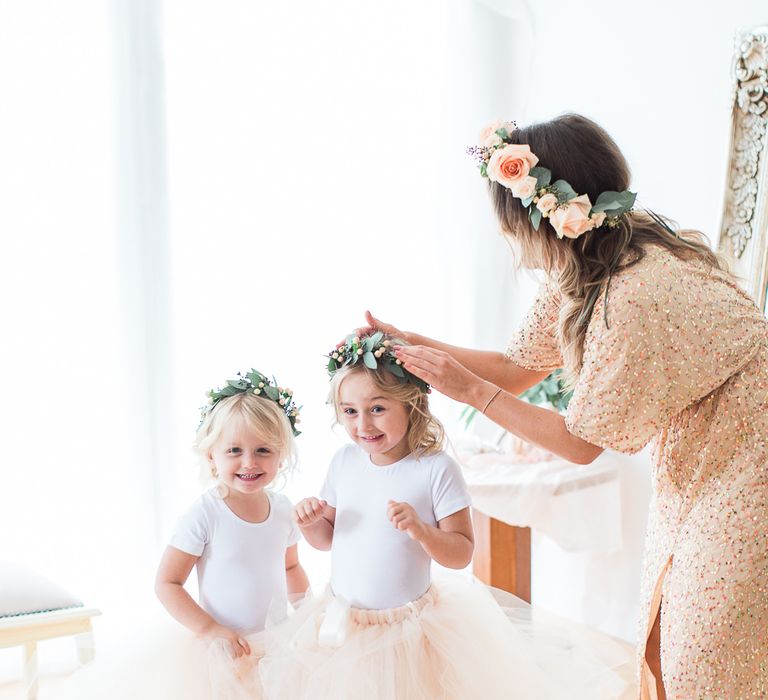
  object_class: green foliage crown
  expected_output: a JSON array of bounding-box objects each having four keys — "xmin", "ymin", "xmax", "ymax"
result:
[
  {"xmin": 326, "ymin": 332, "xmax": 429, "ymax": 393},
  {"xmin": 201, "ymin": 369, "xmax": 301, "ymax": 436}
]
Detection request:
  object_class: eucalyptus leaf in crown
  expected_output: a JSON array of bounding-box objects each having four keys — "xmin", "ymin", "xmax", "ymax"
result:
[
  {"xmin": 201, "ymin": 369, "xmax": 301, "ymax": 436},
  {"xmin": 326, "ymin": 332, "xmax": 430, "ymax": 393},
  {"xmin": 468, "ymin": 120, "xmax": 636, "ymax": 239}
]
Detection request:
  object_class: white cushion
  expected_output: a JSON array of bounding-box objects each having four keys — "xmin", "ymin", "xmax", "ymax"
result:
[{"xmin": 0, "ymin": 563, "xmax": 82, "ymax": 618}]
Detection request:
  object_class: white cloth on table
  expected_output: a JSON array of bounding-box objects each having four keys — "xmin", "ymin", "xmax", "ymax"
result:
[{"xmin": 457, "ymin": 440, "xmax": 622, "ymax": 553}]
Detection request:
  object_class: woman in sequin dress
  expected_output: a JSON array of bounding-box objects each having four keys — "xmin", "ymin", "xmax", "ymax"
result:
[{"xmin": 367, "ymin": 115, "xmax": 768, "ymax": 699}]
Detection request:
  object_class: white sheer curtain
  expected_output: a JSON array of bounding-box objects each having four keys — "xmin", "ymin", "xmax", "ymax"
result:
[
  {"xmin": 0, "ymin": 0, "xmax": 527, "ymax": 636},
  {"xmin": 160, "ymin": 0, "xmax": 531, "ymax": 578},
  {"xmin": 0, "ymin": 0, "xmax": 159, "ymax": 620}
]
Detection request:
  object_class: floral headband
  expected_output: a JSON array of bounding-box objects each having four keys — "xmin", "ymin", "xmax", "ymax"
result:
[
  {"xmin": 468, "ymin": 120, "xmax": 636, "ymax": 239},
  {"xmin": 201, "ymin": 369, "xmax": 301, "ymax": 436},
  {"xmin": 326, "ymin": 332, "xmax": 429, "ymax": 393}
]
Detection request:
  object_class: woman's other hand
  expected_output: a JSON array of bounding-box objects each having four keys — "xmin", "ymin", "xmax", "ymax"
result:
[{"xmin": 394, "ymin": 344, "xmax": 492, "ymax": 406}]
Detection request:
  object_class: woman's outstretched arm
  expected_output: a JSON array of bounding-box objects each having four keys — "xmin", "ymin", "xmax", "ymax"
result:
[
  {"xmin": 363, "ymin": 311, "xmax": 551, "ymax": 396},
  {"xmin": 394, "ymin": 344, "xmax": 604, "ymax": 465}
]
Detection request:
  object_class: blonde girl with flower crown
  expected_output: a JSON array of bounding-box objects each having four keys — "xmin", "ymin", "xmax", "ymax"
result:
[
  {"xmin": 154, "ymin": 372, "xmax": 309, "ymax": 698},
  {"xmin": 257, "ymin": 335, "xmax": 635, "ymax": 700},
  {"xmin": 61, "ymin": 371, "xmax": 309, "ymax": 700}
]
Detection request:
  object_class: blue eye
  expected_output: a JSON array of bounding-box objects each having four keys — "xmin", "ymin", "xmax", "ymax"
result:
[
  {"xmin": 343, "ymin": 408, "xmax": 357, "ymax": 416},
  {"xmin": 228, "ymin": 447, "xmax": 241, "ymax": 454},
  {"xmin": 257, "ymin": 447, "xmax": 272, "ymax": 454},
  {"xmin": 371, "ymin": 405, "xmax": 385, "ymax": 414}
]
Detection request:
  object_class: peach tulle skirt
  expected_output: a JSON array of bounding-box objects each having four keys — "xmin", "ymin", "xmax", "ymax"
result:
[
  {"xmin": 58, "ymin": 619, "xmax": 266, "ymax": 700},
  {"xmin": 259, "ymin": 575, "xmax": 637, "ymax": 700},
  {"xmin": 58, "ymin": 577, "xmax": 636, "ymax": 699}
]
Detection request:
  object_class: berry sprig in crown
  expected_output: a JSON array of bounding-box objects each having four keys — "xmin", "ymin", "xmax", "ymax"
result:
[
  {"xmin": 201, "ymin": 369, "xmax": 301, "ymax": 436},
  {"xmin": 326, "ymin": 331, "xmax": 430, "ymax": 394},
  {"xmin": 467, "ymin": 120, "xmax": 637, "ymax": 240}
]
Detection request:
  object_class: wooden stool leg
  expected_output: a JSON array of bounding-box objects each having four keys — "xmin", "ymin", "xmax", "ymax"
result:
[
  {"xmin": 472, "ymin": 509, "xmax": 531, "ymax": 602},
  {"xmin": 76, "ymin": 627, "xmax": 95, "ymax": 664},
  {"xmin": 23, "ymin": 641, "xmax": 38, "ymax": 700}
]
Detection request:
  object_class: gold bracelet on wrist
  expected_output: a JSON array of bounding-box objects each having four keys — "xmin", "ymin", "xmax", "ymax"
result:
[{"xmin": 481, "ymin": 388, "xmax": 502, "ymax": 415}]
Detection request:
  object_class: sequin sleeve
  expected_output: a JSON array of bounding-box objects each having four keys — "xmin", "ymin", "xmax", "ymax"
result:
[
  {"xmin": 565, "ymin": 250, "xmax": 766, "ymax": 454},
  {"xmin": 504, "ymin": 280, "xmax": 563, "ymax": 372}
]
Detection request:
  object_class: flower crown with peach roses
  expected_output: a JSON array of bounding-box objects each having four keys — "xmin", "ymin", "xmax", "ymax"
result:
[
  {"xmin": 467, "ymin": 120, "xmax": 637, "ymax": 239},
  {"xmin": 201, "ymin": 369, "xmax": 301, "ymax": 436},
  {"xmin": 326, "ymin": 332, "xmax": 430, "ymax": 394}
]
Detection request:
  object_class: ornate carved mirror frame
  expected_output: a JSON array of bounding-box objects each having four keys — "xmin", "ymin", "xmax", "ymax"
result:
[{"xmin": 720, "ymin": 26, "xmax": 768, "ymax": 316}]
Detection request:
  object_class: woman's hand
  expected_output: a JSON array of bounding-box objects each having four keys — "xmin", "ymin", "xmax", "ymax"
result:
[
  {"xmin": 293, "ymin": 497, "xmax": 328, "ymax": 527},
  {"xmin": 357, "ymin": 310, "xmax": 410, "ymax": 343},
  {"xmin": 393, "ymin": 345, "xmax": 493, "ymax": 406},
  {"xmin": 202, "ymin": 623, "xmax": 251, "ymax": 658},
  {"xmin": 387, "ymin": 500, "xmax": 427, "ymax": 541}
]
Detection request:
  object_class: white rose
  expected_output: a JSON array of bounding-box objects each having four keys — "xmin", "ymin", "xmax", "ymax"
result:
[
  {"xmin": 590, "ymin": 211, "xmax": 607, "ymax": 227},
  {"xmin": 478, "ymin": 119, "xmax": 515, "ymax": 148},
  {"xmin": 536, "ymin": 193, "xmax": 558, "ymax": 215},
  {"xmin": 510, "ymin": 175, "xmax": 538, "ymax": 200}
]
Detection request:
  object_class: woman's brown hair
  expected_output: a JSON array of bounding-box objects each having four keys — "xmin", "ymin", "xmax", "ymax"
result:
[{"xmin": 488, "ymin": 113, "xmax": 728, "ymax": 387}]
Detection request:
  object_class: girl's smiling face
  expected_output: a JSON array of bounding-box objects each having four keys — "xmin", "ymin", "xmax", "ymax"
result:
[
  {"xmin": 338, "ymin": 371, "xmax": 410, "ymax": 466},
  {"xmin": 208, "ymin": 419, "xmax": 282, "ymax": 496}
]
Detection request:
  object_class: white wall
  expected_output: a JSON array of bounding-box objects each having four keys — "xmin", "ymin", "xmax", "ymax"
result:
[{"xmin": 522, "ymin": 0, "xmax": 767, "ymax": 242}]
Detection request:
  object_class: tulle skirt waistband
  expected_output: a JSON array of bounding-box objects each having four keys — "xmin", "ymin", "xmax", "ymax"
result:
[{"xmin": 346, "ymin": 586, "xmax": 436, "ymax": 626}]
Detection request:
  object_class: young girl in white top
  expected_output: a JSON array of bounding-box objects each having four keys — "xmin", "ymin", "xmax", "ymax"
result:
[
  {"xmin": 153, "ymin": 369, "xmax": 309, "ymax": 699},
  {"xmin": 60, "ymin": 370, "xmax": 309, "ymax": 700},
  {"xmin": 258, "ymin": 334, "xmax": 632, "ymax": 699}
]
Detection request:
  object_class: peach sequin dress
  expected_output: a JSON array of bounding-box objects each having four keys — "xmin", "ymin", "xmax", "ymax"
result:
[{"xmin": 506, "ymin": 244, "xmax": 768, "ymax": 698}]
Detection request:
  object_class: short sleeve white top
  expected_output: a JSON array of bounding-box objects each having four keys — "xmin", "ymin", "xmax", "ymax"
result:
[
  {"xmin": 170, "ymin": 489, "xmax": 300, "ymax": 634},
  {"xmin": 320, "ymin": 444, "xmax": 472, "ymax": 610}
]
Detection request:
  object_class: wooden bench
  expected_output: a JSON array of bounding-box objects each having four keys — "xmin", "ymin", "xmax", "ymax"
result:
[{"xmin": 0, "ymin": 606, "xmax": 101, "ymax": 700}]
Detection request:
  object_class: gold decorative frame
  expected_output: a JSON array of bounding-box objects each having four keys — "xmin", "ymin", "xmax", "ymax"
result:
[{"xmin": 719, "ymin": 25, "xmax": 768, "ymax": 315}]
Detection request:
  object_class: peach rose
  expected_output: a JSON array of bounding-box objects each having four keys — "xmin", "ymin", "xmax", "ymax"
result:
[
  {"xmin": 511, "ymin": 176, "xmax": 538, "ymax": 200},
  {"xmin": 486, "ymin": 144, "xmax": 539, "ymax": 189},
  {"xmin": 548, "ymin": 195, "xmax": 596, "ymax": 239},
  {"xmin": 478, "ymin": 120, "xmax": 515, "ymax": 148},
  {"xmin": 535, "ymin": 192, "xmax": 558, "ymax": 215}
]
